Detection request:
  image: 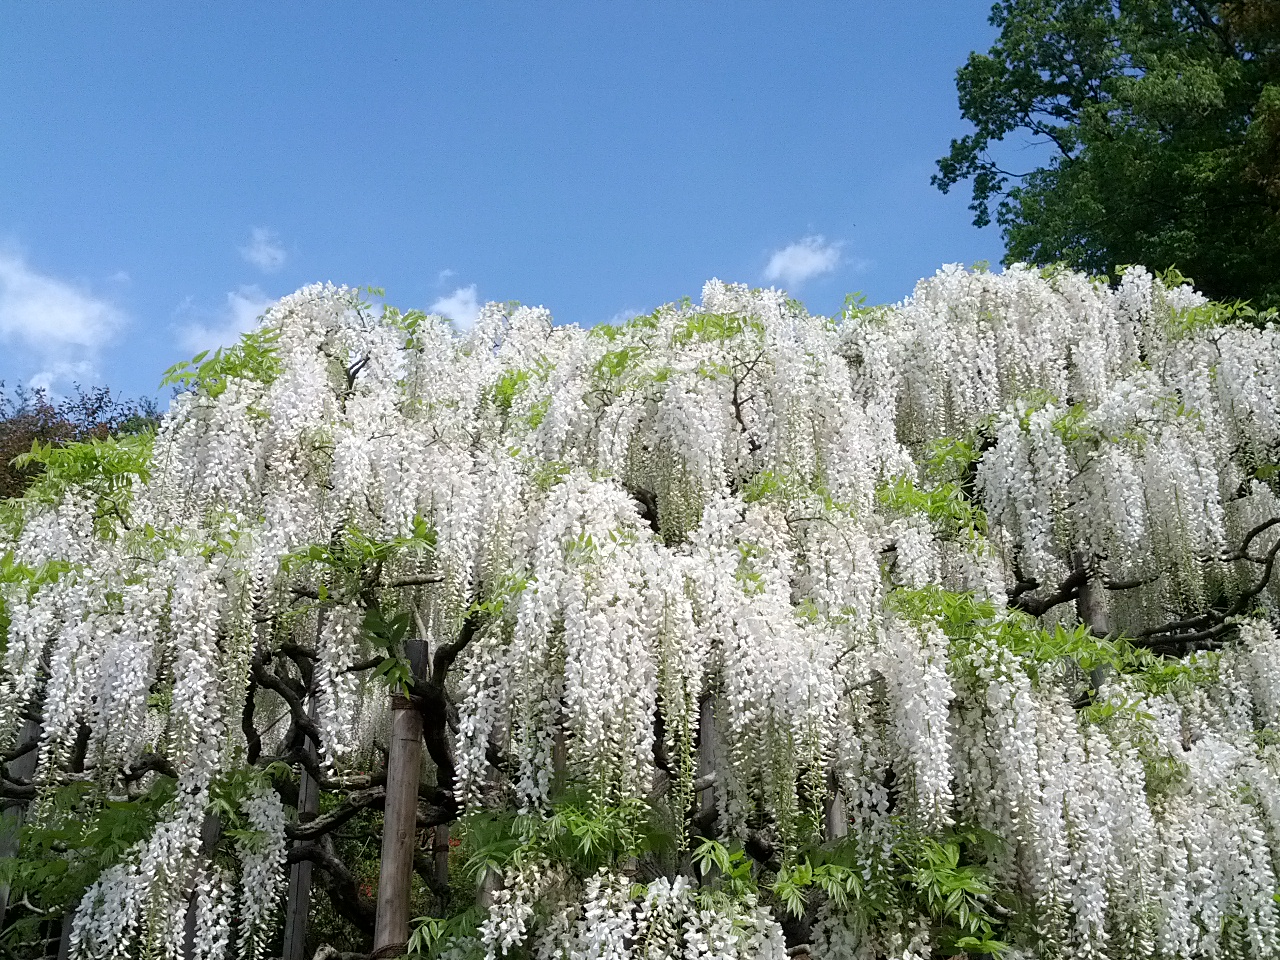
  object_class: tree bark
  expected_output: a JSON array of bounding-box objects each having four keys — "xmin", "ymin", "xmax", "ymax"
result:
[{"xmin": 1075, "ymin": 560, "xmax": 1111, "ymax": 637}]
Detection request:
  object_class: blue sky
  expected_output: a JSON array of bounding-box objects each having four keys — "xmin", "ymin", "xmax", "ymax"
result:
[{"xmin": 0, "ymin": 2, "xmax": 1007, "ymax": 400}]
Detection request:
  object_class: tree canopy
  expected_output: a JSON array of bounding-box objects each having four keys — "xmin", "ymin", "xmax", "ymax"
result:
[
  {"xmin": 935, "ymin": 0, "xmax": 1280, "ymax": 308},
  {"xmin": 2, "ymin": 267, "xmax": 1280, "ymax": 960}
]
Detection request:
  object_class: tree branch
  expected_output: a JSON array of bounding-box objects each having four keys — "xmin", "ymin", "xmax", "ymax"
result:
[
  {"xmin": 408, "ymin": 613, "xmax": 487, "ymax": 807},
  {"xmin": 242, "ymin": 677, "xmax": 262, "ymax": 766},
  {"xmin": 0, "ymin": 779, "xmax": 35, "ymax": 801},
  {"xmin": 1008, "ymin": 567, "xmax": 1088, "ymax": 617},
  {"xmin": 428, "ymin": 614, "xmax": 480, "ymax": 688},
  {"xmin": 389, "ymin": 574, "xmax": 445, "ymax": 589},
  {"xmin": 289, "ymin": 839, "xmax": 376, "ymax": 935},
  {"xmin": 286, "ymin": 785, "xmax": 386, "ymax": 841},
  {"xmin": 1135, "ymin": 535, "xmax": 1280, "ymax": 650},
  {"xmin": 122, "ymin": 752, "xmax": 177, "ymax": 783},
  {"xmin": 251, "ymin": 658, "xmax": 323, "ymax": 749},
  {"xmin": 0, "ymin": 736, "xmax": 38, "ymax": 768},
  {"xmin": 1221, "ymin": 516, "xmax": 1280, "ymax": 562}
]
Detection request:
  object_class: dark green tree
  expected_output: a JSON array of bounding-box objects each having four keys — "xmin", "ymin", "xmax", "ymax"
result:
[
  {"xmin": 0, "ymin": 384, "xmax": 159, "ymax": 499},
  {"xmin": 936, "ymin": 0, "xmax": 1280, "ymax": 307}
]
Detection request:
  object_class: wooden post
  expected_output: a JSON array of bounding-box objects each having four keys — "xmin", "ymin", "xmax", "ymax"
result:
[
  {"xmin": 1074, "ymin": 553, "xmax": 1113, "ymax": 690},
  {"xmin": 181, "ymin": 813, "xmax": 222, "ymax": 960},
  {"xmin": 372, "ymin": 695, "xmax": 423, "ymax": 955},
  {"xmin": 823, "ymin": 772, "xmax": 848, "ymax": 842},
  {"xmin": 54, "ymin": 911, "xmax": 74, "ymax": 960},
  {"xmin": 697, "ymin": 696, "xmax": 717, "ymax": 828},
  {"xmin": 282, "ymin": 698, "xmax": 320, "ymax": 960},
  {"xmin": 1075, "ymin": 556, "xmax": 1111, "ymax": 635},
  {"xmin": 695, "ymin": 695, "xmax": 719, "ymax": 885},
  {"xmin": 432, "ymin": 823, "xmax": 450, "ymax": 902},
  {"xmin": 0, "ymin": 716, "xmax": 40, "ymax": 929},
  {"xmin": 374, "ymin": 626, "xmax": 428, "ymax": 957}
]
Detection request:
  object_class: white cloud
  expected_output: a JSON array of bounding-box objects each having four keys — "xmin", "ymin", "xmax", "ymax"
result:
[
  {"xmin": 436, "ymin": 268, "xmax": 457, "ymax": 286},
  {"xmin": 430, "ymin": 284, "xmax": 481, "ymax": 330},
  {"xmin": 0, "ymin": 251, "xmax": 123, "ymax": 351},
  {"xmin": 0, "ymin": 250, "xmax": 124, "ymax": 391},
  {"xmin": 763, "ymin": 236, "xmax": 842, "ymax": 288},
  {"xmin": 240, "ymin": 227, "xmax": 286, "ymax": 273},
  {"xmin": 177, "ymin": 285, "xmax": 275, "ymax": 354},
  {"xmin": 28, "ymin": 360, "xmax": 95, "ymax": 393},
  {"xmin": 604, "ymin": 308, "xmax": 641, "ymax": 326}
]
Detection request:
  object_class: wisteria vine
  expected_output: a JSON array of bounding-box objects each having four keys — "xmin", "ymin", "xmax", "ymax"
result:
[{"xmin": 2, "ymin": 264, "xmax": 1279, "ymax": 960}]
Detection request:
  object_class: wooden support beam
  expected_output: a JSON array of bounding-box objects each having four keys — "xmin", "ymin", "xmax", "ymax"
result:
[
  {"xmin": 372, "ymin": 633, "xmax": 428, "ymax": 958},
  {"xmin": 282, "ymin": 697, "xmax": 320, "ymax": 960}
]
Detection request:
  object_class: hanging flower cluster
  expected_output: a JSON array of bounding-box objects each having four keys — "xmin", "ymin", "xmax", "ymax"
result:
[{"xmin": 2, "ymin": 264, "xmax": 1279, "ymax": 960}]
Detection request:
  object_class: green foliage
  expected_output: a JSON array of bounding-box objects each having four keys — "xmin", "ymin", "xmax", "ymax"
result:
[
  {"xmin": 487, "ymin": 368, "xmax": 531, "ymax": 414},
  {"xmin": 405, "ymin": 797, "xmax": 665, "ymax": 953},
  {"xmin": 741, "ymin": 470, "xmax": 858, "ymax": 527},
  {"xmin": 671, "ymin": 312, "xmax": 764, "ymax": 347},
  {"xmin": 892, "ymin": 584, "xmax": 1217, "ymax": 701},
  {"xmin": 362, "ymin": 605, "xmax": 415, "ymax": 695},
  {"xmin": 0, "ymin": 554, "xmax": 71, "ymax": 654},
  {"xmin": 692, "ymin": 839, "xmax": 758, "ymax": 899},
  {"xmin": 465, "ymin": 573, "xmax": 526, "ymax": 625},
  {"xmin": 382, "ymin": 304, "xmax": 432, "ymax": 351},
  {"xmin": 12, "ymin": 432, "xmax": 152, "ymax": 500},
  {"xmin": 901, "ymin": 831, "xmax": 1010, "ymax": 956},
  {"xmin": 483, "ymin": 364, "xmax": 556, "ymax": 432},
  {"xmin": 281, "ymin": 518, "xmax": 437, "ymax": 694},
  {"xmin": 877, "ymin": 436, "xmax": 992, "ymax": 543},
  {"xmin": 697, "ymin": 825, "xmax": 1013, "ymax": 956},
  {"xmin": 0, "ymin": 382, "xmax": 159, "ymax": 501},
  {"xmin": 529, "ymin": 458, "xmax": 571, "ymax": 492},
  {"xmin": 2, "ymin": 432, "xmax": 153, "ymax": 539},
  {"xmin": 0, "ymin": 776, "xmax": 176, "ymax": 940},
  {"xmin": 408, "ymin": 817, "xmax": 1013, "ymax": 957},
  {"xmin": 741, "ymin": 469, "xmax": 800, "ymax": 505},
  {"xmin": 588, "ymin": 308, "xmax": 662, "ymax": 341},
  {"xmin": 593, "ymin": 345, "xmax": 647, "ymax": 381},
  {"xmin": 209, "ymin": 762, "xmax": 293, "ymax": 855},
  {"xmin": 462, "ymin": 791, "xmax": 671, "ymax": 882},
  {"xmin": 842, "ymin": 292, "xmax": 890, "ymax": 327},
  {"xmin": 936, "ymin": 0, "xmax": 1280, "ymax": 308},
  {"xmin": 160, "ymin": 326, "xmax": 284, "ymax": 397},
  {"xmin": 924, "ymin": 435, "xmax": 982, "ymax": 485},
  {"xmin": 1160, "ymin": 265, "xmax": 1280, "ymax": 335},
  {"xmin": 879, "ymin": 476, "xmax": 988, "ymax": 540},
  {"xmin": 732, "ymin": 541, "xmax": 768, "ymax": 596},
  {"xmin": 281, "ymin": 516, "xmax": 436, "ymax": 586},
  {"xmin": 407, "ymin": 908, "xmax": 485, "ymax": 960}
]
